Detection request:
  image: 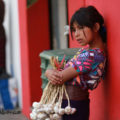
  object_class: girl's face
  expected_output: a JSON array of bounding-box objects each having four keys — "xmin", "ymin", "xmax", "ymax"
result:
[{"xmin": 72, "ymin": 22, "xmax": 95, "ymax": 46}]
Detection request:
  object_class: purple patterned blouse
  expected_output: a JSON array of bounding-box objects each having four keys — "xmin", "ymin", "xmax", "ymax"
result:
[{"xmin": 64, "ymin": 47, "xmax": 106, "ymax": 90}]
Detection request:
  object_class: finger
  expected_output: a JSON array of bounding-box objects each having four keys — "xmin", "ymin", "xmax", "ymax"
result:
[
  {"xmin": 50, "ymin": 81, "xmax": 56, "ymax": 85},
  {"xmin": 51, "ymin": 74, "xmax": 61, "ymax": 82},
  {"xmin": 53, "ymin": 72, "xmax": 61, "ymax": 78},
  {"xmin": 50, "ymin": 79, "xmax": 58, "ymax": 85},
  {"xmin": 97, "ymin": 68, "xmax": 102, "ymax": 76},
  {"xmin": 90, "ymin": 75, "xmax": 99, "ymax": 79}
]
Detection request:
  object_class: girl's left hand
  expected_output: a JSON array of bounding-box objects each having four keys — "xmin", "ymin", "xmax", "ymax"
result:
[{"xmin": 45, "ymin": 69, "xmax": 63, "ymax": 85}]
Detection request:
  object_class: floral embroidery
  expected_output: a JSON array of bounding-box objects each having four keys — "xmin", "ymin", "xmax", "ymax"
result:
[{"xmin": 65, "ymin": 48, "xmax": 106, "ymax": 90}]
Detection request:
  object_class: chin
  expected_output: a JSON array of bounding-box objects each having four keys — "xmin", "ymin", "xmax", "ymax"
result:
[{"xmin": 80, "ymin": 43, "xmax": 87, "ymax": 46}]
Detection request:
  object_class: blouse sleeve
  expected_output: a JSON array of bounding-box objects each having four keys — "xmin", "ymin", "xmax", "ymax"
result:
[
  {"xmin": 71, "ymin": 50, "xmax": 95, "ymax": 74},
  {"xmin": 71, "ymin": 49, "xmax": 105, "ymax": 74}
]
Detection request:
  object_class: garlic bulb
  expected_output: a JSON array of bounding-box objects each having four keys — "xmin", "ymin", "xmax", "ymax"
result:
[
  {"xmin": 48, "ymin": 104, "xmax": 53, "ymax": 108},
  {"xmin": 50, "ymin": 114, "xmax": 54, "ymax": 119},
  {"xmin": 54, "ymin": 106, "xmax": 59, "ymax": 113},
  {"xmin": 65, "ymin": 106, "xmax": 72, "ymax": 115},
  {"xmin": 36, "ymin": 108, "xmax": 45, "ymax": 113},
  {"xmin": 30, "ymin": 112, "xmax": 37, "ymax": 120},
  {"xmin": 45, "ymin": 107, "xmax": 52, "ymax": 114},
  {"xmin": 32, "ymin": 108, "xmax": 37, "ymax": 113},
  {"xmin": 37, "ymin": 113, "xmax": 47, "ymax": 120},
  {"xmin": 32, "ymin": 102, "xmax": 41, "ymax": 109},
  {"xmin": 53, "ymin": 113, "xmax": 61, "ymax": 120},
  {"xmin": 59, "ymin": 108, "xmax": 65, "ymax": 115},
  {"xmin": 45, "ymin": 118, "xmax": 51, "ymax": 120},
  {"xmin": 55, "ymin": 102, "xmax": 60, "ymax": 107},
  {"xmin": 71, "ymin": 108, "xmax": 76, "ymax": 114}
]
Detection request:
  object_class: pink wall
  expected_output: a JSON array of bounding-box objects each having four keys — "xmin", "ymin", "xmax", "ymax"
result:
[
  {"xmin": 68, "ymin": 0, "xmax": 120, "ymax": 119},
  {"xmin": 18, "ymin": 0, "xmax": 31, "ymax": 117},
  {"xmin": 86, "ymin": 0, "xmax": 120, "ymax": 119},
  {"xmin": 18, "ymin": 0, "xmax": 50, "ymax": 118},
  {"xmin": 27, "ymin": 0, "xmax": 50, "ymax": 104}
]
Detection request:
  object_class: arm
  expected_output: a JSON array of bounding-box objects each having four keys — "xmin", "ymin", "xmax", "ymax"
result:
[
  {"xmin": 45, "ymin": 66, "xmax": 79, "ymax": 85},
  {"xmin": 60, "ymin": 66, "xmax": 79, "ymax": 84}
]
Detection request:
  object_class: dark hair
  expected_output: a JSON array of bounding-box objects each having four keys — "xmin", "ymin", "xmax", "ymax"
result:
[{"xmin": 70, "ymin": 6, "xmax": 107, "ymax": 43}]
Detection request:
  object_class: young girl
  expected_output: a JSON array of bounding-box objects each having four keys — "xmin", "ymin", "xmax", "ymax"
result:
[{"xmin": 45, "ymin": 5, "xmax": 107, "ymax": 120}]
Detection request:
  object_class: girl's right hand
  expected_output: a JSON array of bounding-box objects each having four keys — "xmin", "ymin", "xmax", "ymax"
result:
[{"xmin": 45, "ymin": 69, "xmax": 63, "ymax": 85}]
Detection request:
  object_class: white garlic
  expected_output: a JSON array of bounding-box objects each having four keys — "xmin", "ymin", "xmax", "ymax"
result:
[
  {"xmin": 53, "ymin": 113, "xmax": 61, "ymax": 120},
  {"xmin": 30, "ymin": 112, "xmax": 37, "ymax": 120},
  {"xmin": 71, "ymin": 108, "xmax": 76, "ymax": 114},
  {"xmin": 58, "ymin": 108, "xmax": 65, "ymax": 115},
  {"xmin": 37, "ymin": 113, "xmax": 47, "ymax": 120},
  {"xmin": 32, "ymin": 102, "xmax": 41, "ymax": 109},
  {"xmin": 45, "ymin": 118, "xmax": 51, "ymax": 120},
  {"xmin": 45, "ymin": 107, "xmax": 52, "ymax": 114},
  {"xmin": 48, "ymin": 104, "xmax": 53, "ymax": 108},
  {"xmin": 55, "ymin": 102, "xmax": 60, "ymax": 107},
  {"xmin": 36, "ymin": 108, "xmax": 45, "ymax": 113},
  {"xmin": 65, "ymin": 106, "xmax": 72, "ymax": 115},
  {"xmin": 50, "ymin": 114, "xmax": 54, "ymax": 119},
  {"xmin": 32, "ymin": 108, "xmax": 37, "ymax": 113},
  {"xmin": 54, "ymin": 106, "xmax": 59, "ymax": 113}
]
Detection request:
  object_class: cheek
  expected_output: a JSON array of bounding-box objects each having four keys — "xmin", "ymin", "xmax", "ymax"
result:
[{"xmin": 85, "ymin": 30, "xmax": 94, "ymax": 41}]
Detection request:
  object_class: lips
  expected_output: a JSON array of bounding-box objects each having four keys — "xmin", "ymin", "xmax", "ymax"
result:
[{"xmin": 77, "ymin": 39, "xmax": 83, "ymax": 43}]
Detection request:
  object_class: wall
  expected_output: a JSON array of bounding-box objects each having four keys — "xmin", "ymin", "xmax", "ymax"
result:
[
  {"xmin": 18, "ymin": 0, "xmax": 50, "ymax": 118},
  {"xmin": 85, "ymin": 1, "xmax": 108, "ymax": 119},
  {"xmin": 18, "ymin": 0, "xmax": 31, "ymax": 117},
  {"xmin": 68, "ymin": 0, "xmax": 120, "ymax": 120},
  {"xmin": 86, "ymin": 0, "xmax": 120, "ymax": 119},
  {"xmin": 27, "ymin": 0, "xmax": 50, "ymax": 104},
  {"xmin": 18, "ymin": 0, "xmax": 50, "ymax": 117}
]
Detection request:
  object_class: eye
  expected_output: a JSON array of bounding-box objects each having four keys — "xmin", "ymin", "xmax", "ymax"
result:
[
  {"xmin": 72, "ymin": 28, "xmax": 76, "ymax": 32},
  {"xmin": 78, "ymin": 26, "xmax": 84, "ymax": 29}
]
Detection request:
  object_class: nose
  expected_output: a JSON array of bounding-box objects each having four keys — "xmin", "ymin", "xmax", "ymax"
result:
[{"xmin": 74, "ymin": 29, "xmax": 80, "ymax": 38}]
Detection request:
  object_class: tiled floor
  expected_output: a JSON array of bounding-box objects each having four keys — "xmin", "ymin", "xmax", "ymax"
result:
[{"xmin": 0, "ymin": 114, "xmax": 29, "ymax": 120}]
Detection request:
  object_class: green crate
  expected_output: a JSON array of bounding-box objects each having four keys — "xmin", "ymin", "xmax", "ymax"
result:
[{"xmin": 39, "ymin": 48, "xmax": 79, "ymax": 89}]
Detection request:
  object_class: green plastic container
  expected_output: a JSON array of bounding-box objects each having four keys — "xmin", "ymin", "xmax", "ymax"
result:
[{"xmin": 39, "ymin": 48, "xmax": 79, "ymax": 89}]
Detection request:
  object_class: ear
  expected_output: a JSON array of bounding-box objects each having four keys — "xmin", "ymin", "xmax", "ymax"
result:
[{"xmin": 93, "ymin": 23, "xmax": 100, "ymax": 32}]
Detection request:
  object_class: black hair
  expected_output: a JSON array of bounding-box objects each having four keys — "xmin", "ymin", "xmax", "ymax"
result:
[{"xmin": 70, "ymin": 5, "xmax": 107, "ymax": 43}]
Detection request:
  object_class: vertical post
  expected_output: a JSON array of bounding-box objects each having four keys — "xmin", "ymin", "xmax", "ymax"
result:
[{"xmin": 18, "ymin": 0, "xmax": 31, "ymax": 118}]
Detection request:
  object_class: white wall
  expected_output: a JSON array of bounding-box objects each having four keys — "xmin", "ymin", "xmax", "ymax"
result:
[{"xmin": 3, "ymin": 0, "xmax": 22, "ymax": 108}]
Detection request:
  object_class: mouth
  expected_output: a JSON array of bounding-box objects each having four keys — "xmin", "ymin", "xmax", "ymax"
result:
[{"xmin": 76, "ymin": 39, "xmax": 83, "ymax": 43}]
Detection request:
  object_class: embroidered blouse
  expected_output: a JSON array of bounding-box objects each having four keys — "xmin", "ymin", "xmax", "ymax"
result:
[{"xmin": 64, "ymin": 47, "xmax": 106, "ymax": 90}]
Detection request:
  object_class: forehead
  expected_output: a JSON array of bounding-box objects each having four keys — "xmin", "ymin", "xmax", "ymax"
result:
[
  {"xmin": 72, "ymin": 21, "xmax": 93, "ymax": 31},
  {"xmin": 72, "ymin": 22, "xmax": 82, "ymax": 28}
]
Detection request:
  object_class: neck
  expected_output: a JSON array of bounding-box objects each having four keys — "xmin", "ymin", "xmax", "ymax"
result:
[{"xmin": 89, "ymin": 34, "xmax": 105, "ymax": 50}]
